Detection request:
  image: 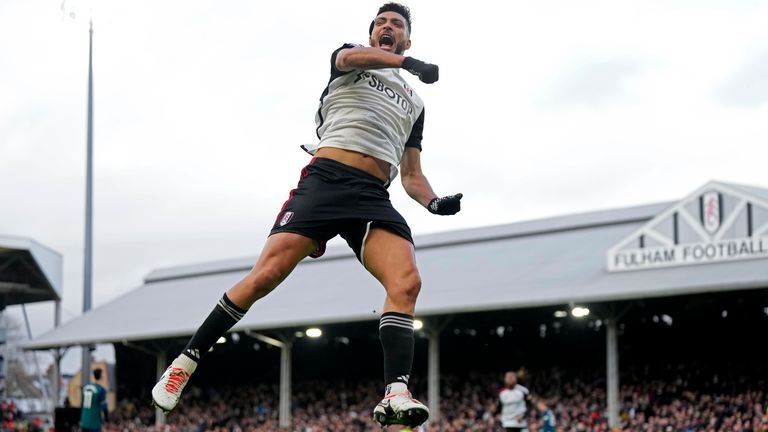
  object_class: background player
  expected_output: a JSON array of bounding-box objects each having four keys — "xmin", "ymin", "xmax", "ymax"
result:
[
  {"xmin": 80, "ymin": 368, "xmax": 108, "ymax": 432},
  {"xmin": 536, "ymin": 397, "xmax": 556, "ymax": 432},
  {"xmin": 499, "ymin": 371, "xmax": 530, "ymax": 431}
]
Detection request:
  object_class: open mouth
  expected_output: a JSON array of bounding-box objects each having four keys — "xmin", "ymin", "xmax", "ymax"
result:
[{"xmin": 379, "ymin": 34, "xmax": 395, "ymax": 50}]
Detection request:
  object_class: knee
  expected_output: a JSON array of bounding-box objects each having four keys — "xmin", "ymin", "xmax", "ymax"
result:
[{"xmin": 390, "ymin": 273, "xmax": 422, "ymax": 304}]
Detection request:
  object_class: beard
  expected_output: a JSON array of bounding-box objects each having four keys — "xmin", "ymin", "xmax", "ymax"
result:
[
  {"xmin": 372, "ymin": 34, "xmax": 408, "ymax": 55},
  {"xmin": 393, "ymin": 40, "xmax": 407, "ymax": 55}
]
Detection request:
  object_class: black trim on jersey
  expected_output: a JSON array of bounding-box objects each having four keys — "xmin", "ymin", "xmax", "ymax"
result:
[
  {"xmin": 315, "ymin": 43, "xmax": 358, "ymax": 139},
  {"xmin": 405, "ymin": 108, "xmax": 424, "ymax": 151}
]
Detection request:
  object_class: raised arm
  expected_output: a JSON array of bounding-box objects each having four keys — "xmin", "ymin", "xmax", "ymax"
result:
[
  {"xmin": 335, "ymin": 47, "xmax": 439, "ymax": 84},
  {"xmin": 335, "ymin": 47, "xmax": 405, "ymax": 72}
]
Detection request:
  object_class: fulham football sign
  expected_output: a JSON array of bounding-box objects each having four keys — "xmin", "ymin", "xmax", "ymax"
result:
[{"xmin": 607, "ymin": 181, "xmax": 768, "ymax": 272}]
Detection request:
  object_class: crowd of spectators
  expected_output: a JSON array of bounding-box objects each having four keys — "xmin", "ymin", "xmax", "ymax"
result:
[
  {"xmin": 1, "ymin": 401, "xmax": 25, "ymax": 432},
  {"xmin": 0, "ymin": 400, "xmax": 48, "ymax": 432},
  {"xmin": 101, "ymin": 365, "xmax": 767, "ymax": 432}
]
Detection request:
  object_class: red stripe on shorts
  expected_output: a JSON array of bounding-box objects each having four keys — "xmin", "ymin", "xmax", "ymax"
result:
[{"xmin": 273, "ymin": 158, "xmax": 316, "ymax": 225}]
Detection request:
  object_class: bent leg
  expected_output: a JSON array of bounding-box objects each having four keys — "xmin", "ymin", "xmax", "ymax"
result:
[
  {"xmin": 227, "ymin": 232, "xmax": 318, "ymax": 308},
  {"xmin": 183, "ymin": 232, "xmax": 316, "ymax": 361},
  {"xmin": 152, "ymin": 232, "xmax": 317, "ymax": 412}
]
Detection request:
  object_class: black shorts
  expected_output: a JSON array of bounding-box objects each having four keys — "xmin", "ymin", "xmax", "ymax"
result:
[{"xmin": 270, "ymin": 157, "xmax": 413, "ymax": 261}]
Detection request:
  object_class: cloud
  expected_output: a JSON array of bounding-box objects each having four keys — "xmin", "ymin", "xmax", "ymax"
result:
[
  {"xmin": 4, "ymin": 0, "xmax": 768, "ymax": 375},
  {"xmin": 716, "ymin": 52, "xmax": 768, "ymax": 107},
  {"xmin": 544, "ymin": 58, "xmax": 642, "ymax": 107}
]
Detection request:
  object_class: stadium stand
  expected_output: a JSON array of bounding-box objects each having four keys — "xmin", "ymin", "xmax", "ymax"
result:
[
  {"xmin": 99, "ymin": 287, "xmax": 767, "ymax": 431},
  {"xmin": 20, "ymin": 181, "xmax": 768, "ymax": 431},
  {"xmin": 102, "ymin": 365, "xmax": 767, "ymax": 431}
]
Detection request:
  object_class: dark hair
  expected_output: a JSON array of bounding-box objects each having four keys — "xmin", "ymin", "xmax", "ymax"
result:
[
  {"xmin": 93, "ymin": 368, "xmax": 102, "ymax": 380},
  {"xmin": 369, "ymin": 3, "xmax": 412, "ymax": 35}
]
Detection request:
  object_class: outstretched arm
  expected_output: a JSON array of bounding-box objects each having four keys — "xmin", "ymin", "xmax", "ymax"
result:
[{"xmin": 400, "ymin": 148, "xmax": 462, "ymax": 215}]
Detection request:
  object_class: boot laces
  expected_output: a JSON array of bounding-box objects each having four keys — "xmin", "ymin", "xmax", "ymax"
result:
[
  {"xmin": 164, "ymin": 367, "xmax": 189, "ymax": 394},
  {"xmin": 384, "ymin": 390, "xmax": 419, "ymax": 403}
]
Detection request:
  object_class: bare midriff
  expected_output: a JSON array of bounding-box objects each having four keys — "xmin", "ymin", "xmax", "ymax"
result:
[{"xmin": 314, "ymin": 147, "xmax": 390, "ymax": 183}]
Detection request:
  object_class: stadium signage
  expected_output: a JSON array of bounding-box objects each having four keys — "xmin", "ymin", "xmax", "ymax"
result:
[
  {"xmin": 607, "ymin": 182, "xmax": 768, "ymax": 272},
  {"xmin": 610, "ymin": 236, "xmax": 768, "ymax": 271},
  {"xmin": 702, "ymin": 191, "xmax": 721, "ymax": 234}
]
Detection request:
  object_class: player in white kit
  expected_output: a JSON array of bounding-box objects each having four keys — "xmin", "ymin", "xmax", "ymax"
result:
[
  {"xmin": 499, "ymin": 371, "xmax": 530, "ymax": 431},
  {"xmin": 152, "ymin": 3, "xmax": 462, "ymax": 428}
]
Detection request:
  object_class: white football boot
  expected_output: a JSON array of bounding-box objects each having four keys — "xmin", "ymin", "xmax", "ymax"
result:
[
  {"xmin": 151, "ymin": 355, "xmax": 197, "ymax": 413},
  {"xmin": 373, "ymin": 389, "xmax": 430, "ymax": 427}
]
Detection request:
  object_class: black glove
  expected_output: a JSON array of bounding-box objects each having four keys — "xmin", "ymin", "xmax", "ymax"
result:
[
  {"xmin": 402, "ymin": 57, "xmax": 439, "ymax": 84},
  {"xmin": 428, "ymin": 193, "xmax": 463, "ymax": 215}
]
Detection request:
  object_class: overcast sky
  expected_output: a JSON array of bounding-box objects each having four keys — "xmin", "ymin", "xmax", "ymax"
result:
[{"xmin": 2, "ymin": 0, "xmax": 768, "ymax": 373}]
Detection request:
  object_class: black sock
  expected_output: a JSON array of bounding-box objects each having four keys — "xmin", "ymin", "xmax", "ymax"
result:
[
  {"xmin": 379, "ymin": 312, "xmax": 415, "ymax": 386},
  {"xmin": 182, "ymin": 293, "xmax": 247, "ymax": 361}
]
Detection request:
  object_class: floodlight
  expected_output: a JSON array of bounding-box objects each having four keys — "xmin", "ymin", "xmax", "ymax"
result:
[{"xmin": 571, "ymin": 306, "xmax": 590, "ymax": 318}]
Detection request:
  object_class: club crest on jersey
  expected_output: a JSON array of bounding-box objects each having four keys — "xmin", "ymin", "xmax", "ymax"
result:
[
  {"xmin": 279, "ymin": 211, "xmax": 294, "ymax": 227},
  {"xmin": 403, "ymin": 82, "xmax": 413, "ymax": 97}
]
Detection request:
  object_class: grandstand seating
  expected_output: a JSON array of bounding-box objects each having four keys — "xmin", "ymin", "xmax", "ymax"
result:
[{"xmin": 103, "ymin": 366, "xmax": 768, "ymax": 431}]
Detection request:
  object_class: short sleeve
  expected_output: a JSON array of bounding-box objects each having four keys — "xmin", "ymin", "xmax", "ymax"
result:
[
  {"xmin": 329, "ymin": 43, "xmax": 361, "ymax": 82},
  {"xmin": 405, "ymin": 108, "xmax": 425, "ymax": 151}
]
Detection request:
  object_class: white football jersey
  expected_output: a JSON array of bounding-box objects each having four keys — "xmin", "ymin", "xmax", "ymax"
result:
[
  {"xmin": 499, "ymin": 384, "xmax": 529, "ymax": 428},
  {"xmin": 303, "ymin": 43, "xmax": 425, "ymax": 180}
]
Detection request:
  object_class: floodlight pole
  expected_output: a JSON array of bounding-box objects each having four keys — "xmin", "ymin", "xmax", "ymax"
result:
[{"xmin": 81, "ymin": 19, "xmax": 95, "ymax": 388}]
